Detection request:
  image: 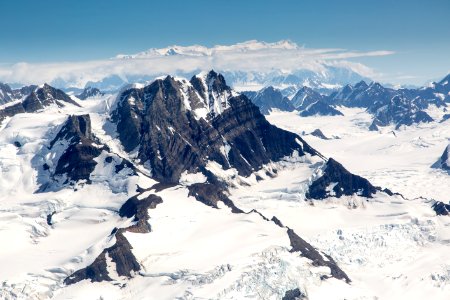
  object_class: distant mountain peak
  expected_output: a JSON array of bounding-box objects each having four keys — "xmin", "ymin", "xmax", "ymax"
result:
[{"xmin": 438, "ymin": 73, "xmax": 450, "ymax": 86}]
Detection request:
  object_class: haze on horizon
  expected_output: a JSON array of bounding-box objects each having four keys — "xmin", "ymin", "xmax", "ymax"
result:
[{"xmin": 0, "ymin": 0, "xmax": 449, "ymax": 86}]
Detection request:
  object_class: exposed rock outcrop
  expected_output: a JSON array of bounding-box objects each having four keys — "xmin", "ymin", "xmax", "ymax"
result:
[
  {"xmin": 119, "ymin": 194, "xmax": 163, "ymax": 233},
  {"xmin": 76, "ymin": 87, "xmax": 104, "ymax": 100},
  {"xmin": 246, "ymin": 86, "xmax": 295, "ymax": 114},
  {"xmin": 0, "ymin": 82, "xmax": 37, "ymax": 105},
  {"xmin": 112, "ymin": 71, "xmax": 320, "ymax": 183},
  {"xmin": 369, "ymin": 95, "xmax": 433, "ymax": 130},
  {"xmin": 287, "ymin": 228, "xmax": 351, "ymax": 283},
  {"xmin": 309, "ymin": 129, "xmax": 330, "ymax": 140},
  {"xmin": 299, "ymin": 101, "xmax": 343, "ymax": 117},
  {"xmin": 291, "ymin": 86, "xmax": 323, "ymax": 110},
  {"xmin": 188, "ymin": 182, "xmax": 244, "ymax": 213},
  {"xmin": 38, "ymin": 114, "xmax": 137, "ymax": 191},
  {"xmin": 432, "ymin": 201, "xmax": 450, "ymax": 216},
  {"xmin": 325, "ymin": 79, "xmax": 447, "ymax": 130},
  {"xmin": 65, "ymin": 194, "xmax": 163, "ymax": 285},
  {"xmin": 0, "ymin": 84, "xmax": 80, "ymax": 122},
  {"xmin": 282, "ymin": 288, "xmax": 306, "ymax": 300},
  {"xmin": 64, "ymin": 230, "xmax": 140, "ymax": 284},
  {"xmin": 307, "ymin": 158, "xmax": 378, "ymax": 199},
  {"xmin": 49, "ymin": 114, "xmax": 107, "ymax": 183}
]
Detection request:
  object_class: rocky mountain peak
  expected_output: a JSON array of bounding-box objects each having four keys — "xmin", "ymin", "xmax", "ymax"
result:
[
  {"xmin": 50, "ymin": 114, "xmax": 94, "ymax": 147},
  {"xmin": 438, "ymin": 73, "xmax": 450, "ymax": 86},
  {"xmin": 291, "ymin": 86, "xmax": 323, "ymax": 110},
  {"xmin": 112, "ymin": 71, "xmax": 320, "ymax": 183},
  {"xmin": 307, "ymin": 158, "xmax": 379, "ymax": 199},
  {"xmin": 76, "ymin": 86, "xmax": 104, "ymax": 100},
  {"xmin": 246, "ymin": 85, "xmax": 294, "ymax": 114},
  {"xmin": 189, "ymin": 70, "xmax": 233, "ymax": 118},
  {"xmin": 0, "ymin": 83, "xmax": 14, "ymax": 104},
  {"xmin": 0, "ymin": 83, "xmax": 80, "ymax": 123},
  {"xmin": 0, "ymin": 82, "xmax": 38, "ymax": 105},
  {"xmin": 25, "ymin": 84, "xmax": 80, "ymax": 109},
  {"xmin": 354, "ymin": 80, "xmax": 368, "ymax": 89},
  {"xmin": 433, "ymin": 144, "xmax": 450, "ymax": 171}
]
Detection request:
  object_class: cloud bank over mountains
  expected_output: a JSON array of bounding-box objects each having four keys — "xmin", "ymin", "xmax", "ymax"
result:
[{"xmin": 0, "ymin": 40, "xmax": 394, "ymax": 88}]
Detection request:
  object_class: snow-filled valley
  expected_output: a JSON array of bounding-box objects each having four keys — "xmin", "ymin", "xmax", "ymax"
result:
[{"xmin": 0, "ymin": 74, "xmax": 449, "ymax": 300}]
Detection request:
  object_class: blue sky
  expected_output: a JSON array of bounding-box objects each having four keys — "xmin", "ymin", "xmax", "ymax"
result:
[{"xmin": 0, "ymin": 0, "xmax": 449, "ymax": 85}]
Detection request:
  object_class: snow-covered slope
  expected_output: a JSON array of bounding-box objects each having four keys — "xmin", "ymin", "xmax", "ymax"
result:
[{"xmin": 0, "ymin": 71, "xmax": 449, "ymax": 300}]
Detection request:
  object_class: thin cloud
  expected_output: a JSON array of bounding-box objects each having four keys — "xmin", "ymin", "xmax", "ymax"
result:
[{"xmin": 0, "ymin": 40, "xmax": 394, "ymax": 87}]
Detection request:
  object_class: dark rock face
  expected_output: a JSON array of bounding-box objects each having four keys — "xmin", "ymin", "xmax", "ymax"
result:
[
  {"xmin": 441, "ymin": 114, "xmax": 450, "ymax": 123},
  {"xmin": 246, "ymin": 86, "xmax": 295, "ymax": 114},
  {"xmin": 0, "ymin": 83, "xmax": 15, "ymax": 104},
  {"xmin": 76, "ymin": 87, "xmax": 104, "ymax": 100},
  {"xmin": 64, "ymin": 230, "xmax": 140, "ymax": 285},
  {"xmin": 432, "ymin": 201, "xmax": 450, "ymax": 216},
  {"xmin": 282, "ymin": 288, "xmax": 306, "ymax": 300},
  {"xmin": 64, "ymin": 251, "xmax": 112, "ymax": 284},
  {"xmin": 188, "ymin": 183, "xmax": 244, "ymax": 213},
  {"xmin": 65, "ymin": 194, "xmax": 163, "ymax": 285},
  {"xmin": 119, "ymin": 194, "xmax": 163, "ymax": 233},
  {"xmin": 112, "ymin": 71, "xmax": 320, "ymax": 183},
  {"xmin": 291, "ymin": 86, "xmax": 343, "ymax": 117},
  {"xmin": 23, "ymin": 83, "xmax": 80, "ymax": 111},
  {"xmin": 291, "ymin": 86, "xmax": 324, "ymax": 110},
  {"xmin": 0, "ymin": 83, "xmax": 36, "ymax": 105},
  {"xmin": 326, "ymin": 80, "xmax": 377, "ymax": 108},
  {"xmin": 46, "ymin": 212, "xmax": 56, "ymax": 226},
  {"xmin": 299, "ymin": 101, "xmax": 343, "ymax": 117},
  {"xmin": 432, "ymin": 74, "xmax": 450, "ymax": 96},
  {"xmin": 49, "ymin": 115, "xmax": 107, "ymax": 183},
  {"xmin": 287, "ymin": 228, "xmax": 350, "ymax": 283},
  {"xmin": 307, "ymin": 158, "xmax": 378, "ymax": 199},
  {"xmin": 369, "ymin": 95, "xmax": 433, "ymax": 130},
  {"xmin": 13, "ymin": 84, "xmax": 38, "ymax": 99},
  {"xmin": 38, "ymin": 114, "xmax": 137, "ymax": 191},
  {"xmin": 0, "ymin": 84, "xmax": 79, "ymax": 122},
  {"xmin": 309, "ymin": 129, "xmax": 329, "ymax": 140},
  {"xmin": 441, "ymin": 146, "xmax": 450, "ymax": 170},
  {"xmin": 434, "ymin": 144, "xmax": 450, "ymax": 171}
]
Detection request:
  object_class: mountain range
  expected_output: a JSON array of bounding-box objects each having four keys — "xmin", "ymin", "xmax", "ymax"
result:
[
  {"xmin": 244, "ymin": 74, "xmax": 450, "ymax": 130},
  {"xmin": 0, "ymin": 70, "xmax": 449, "ymax": 299}
]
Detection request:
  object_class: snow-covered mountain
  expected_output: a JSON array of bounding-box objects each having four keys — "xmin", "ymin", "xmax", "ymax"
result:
[
  {"xmin": 223, "ymin": 75, "xmax": 450, "ymax": 127},
  {"xmin": 291, "ymin": 86, "xmax": 324, "ymax": 109},
  {"xmin": 434, "ymin": 143, "xmax": 450, "ymax": 171},
  {"xmin": 76, "ymin": 87, "xmax": 104, "ymax": 100},
  {"xmin": 244, "ymin": 85, "xmax": 343, "ymax": 117},
  {"xmin": 0, "ymin": 40, "xmax": 377, "ymax": 92},
  {"xmin": 0, "ymin": 84, "xmax": 80, "ymax": 122},
  {"xmin": 322, "ymin": 75, "xmax": 450, "ymax": 129},
  {"xmin": 299, "ymin": 101, "xmax": 343, "ymax": 117},
  {"xmin": 368, "ymin": 95, "xmax": 434, "ymax": 131},
  {"xmin": 242, "ymin": 86, "xmax": 295, "ymax": 115},
  {"xmin": 0, "ymin": 82, "xmax": 37, "ymax": 105},
  {"xmin": 0, "ymin": 70, "xmax": 449, "ymax": 300}
]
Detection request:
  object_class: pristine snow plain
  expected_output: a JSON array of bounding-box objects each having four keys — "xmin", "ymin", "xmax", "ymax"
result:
[{"xmin": 0, "ymin": 89, "xmax": 449, "ymax": 300}]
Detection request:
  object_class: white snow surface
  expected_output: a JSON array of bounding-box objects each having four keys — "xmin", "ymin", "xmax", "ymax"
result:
[{"xmin": 0, "ymin": 91, "xmax": 449, "ymax": 299}]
